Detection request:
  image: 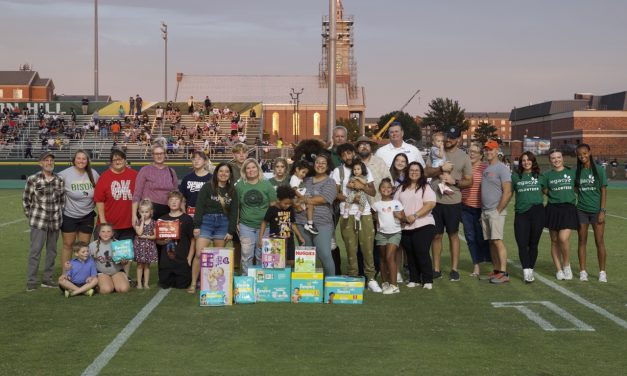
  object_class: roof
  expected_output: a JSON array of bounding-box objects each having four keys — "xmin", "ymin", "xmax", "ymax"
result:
[
  {"xmin": 57, "ymin": 95, "xmax": 112, "ymax": 102},
  {"xmin": 510, "ymin": 91, "xmax": 627, "ymax": 121},
  {"xmin": 176, "ymin": 74, "xmax": 364, "ymax": 107},
  {"xmin": 466, "ymin": 112, "xmax": 511, "ymax": 118},
  {"xmin": 0, "ymin": 71, "xmax": 38, "ymax": 85}
]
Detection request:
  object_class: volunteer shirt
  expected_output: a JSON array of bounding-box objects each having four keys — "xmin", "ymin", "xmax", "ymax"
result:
[
  {"xmin": 236, "ymin": 179, "xmax": 277, "ymax": 229},
  {"xmin": 543, "ymin": 168, "xmax": 576, "ymax": 205},
  {"xmin": 332, "ymin": 164, "xmax": 374, "ymax": 215},
  {"xmin": 372, "ymin": 199, "xmax": 404, "ymax": 234},
  {"xmin": 179, "ymin": 171, "xmax": 212, "ymax": 208},
  {"xmin": 511, "ymin": 172, "xmax": 545, "ymax": 213},
  {"xmin": 576, "ymin": 165, "xmax": 607, "ymax": 213},
  {"xmin": 480, "ymin": 162, "xmax": 512, "ymax": 211},
  {"xmin": 394, "ymin": 185, "xmax": 437, "ymax": 230},
  {"xmin": 429, "ymin": 147, "xmax": 472, "ymax": 205},
  {"xmin": 94, "ymin": 167, "xmax": 137, "ymax": 229},
  {"xmin": 89, "ymin": 240, "xmax": 124, "ymax": 275},
  {"xmin": 58, "ymin": 167, "xmax": 100, "ymax": 218}
]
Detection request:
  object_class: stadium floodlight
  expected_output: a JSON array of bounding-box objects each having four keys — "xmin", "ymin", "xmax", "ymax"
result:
[{"xmin": 161, "ymin": 21, "xmax": 168, "ymax": 102}]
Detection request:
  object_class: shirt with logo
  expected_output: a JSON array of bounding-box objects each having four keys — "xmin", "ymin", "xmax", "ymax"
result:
[
  {"xmin": 58, "ymin": 167, "xmax": 100, "ymax": 218},
  {"xmin": 543, "ymin": 168, "xmax": 576, "ymax": 205},
  {"xmin": 511, "ymin": 172, "xmax": 545, "ymax": 213},
  {"xmin": 94, "ymin": 167, "xmax": 137, "ymax": 229},
  {"xmin": 236, "ymin": 179, "xmax": 277, "ymax": 229},
  {"xmin": 576, "ymin": 165, "xmax": 607, "ymax": 213},
  {"xmin": 179, "ymin": 171, "xmax": 212, "ymax": 208}
]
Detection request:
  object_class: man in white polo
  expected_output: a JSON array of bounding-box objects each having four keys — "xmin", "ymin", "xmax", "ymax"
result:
[{"xmin": 375, "ymin": 122, "xmax": 425, "ymax": 167}]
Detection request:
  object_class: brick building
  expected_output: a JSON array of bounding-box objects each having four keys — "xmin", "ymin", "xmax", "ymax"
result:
[
  {"xmin": 419, "ymin": 112, "xmax": 512, "ymax": 148},
  {"xmin": 509, "ymin": 91, "xmax": 627, "ymax": 159},
  {"xmin": 0, "ymin": 69, "xmax": 54, "ymax": 102}
]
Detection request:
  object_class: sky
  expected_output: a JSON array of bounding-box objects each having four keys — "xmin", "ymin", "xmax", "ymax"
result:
[{"xmin": 3, "ymin": 0, "xmax": 627, "ymax": 117}]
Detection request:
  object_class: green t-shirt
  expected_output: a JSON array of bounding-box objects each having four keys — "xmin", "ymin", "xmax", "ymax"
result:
[
  {"xmin": 543, "ymin": 168, "xmax": 576, "ymax": 205},
  {"xmin": 236, "ymin": 179, "xmax": 277, "ymax": 229},
  {"xmin": 511, "ymin": 172, "xmax": 545, "ymax": 213},
  {"xmin": 269, "ymin": 177, "xmax": 289, "ymax": 190},
  {"xmin": 576, "ymin": 165, "xmax": 607, "ymax": 213}
]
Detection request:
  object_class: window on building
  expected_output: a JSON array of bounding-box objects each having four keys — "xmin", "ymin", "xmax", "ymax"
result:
[
  {"xmin": 0, "ymin": 89, "xmax": 3, "ymax": 98},
  {"xmin": 13, "ymin": 89, "xmax": 23, "ymax": 99},
  {"xmin": 313, "ymin": 113, "xmax": 320, "ymax": 136},
  {"xmin": 292, "ymin": 113, "xmax": 300, "ymax": 138},
  {"xmin": 501, "ymin": 120, "xmax": 506, "ymax": 125},
  {"xmin": 463, "ymin": 134, "xmax": 467, "ymax": 139},
  {"xmin": 272, "ymin": 112, "xmax": 279, "ymax": 135},
  {"xmin": 471, "ymin": 120, "xmax": 476, "ymax": 125},
  {"xmin": 501, "ymin": 127, "xmax": 505, "ymax": 132}
]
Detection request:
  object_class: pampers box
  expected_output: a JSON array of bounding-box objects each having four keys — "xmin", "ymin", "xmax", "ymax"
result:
[
  {"xmin": 324, "ymin": 276, "xmax": 365, "ymax": 305},
  {"xmin": 111, "ymin": 239, "xmax": 134, "ymax": 263},
  {"xmin": 200, "ymin": 248, "xmax": 234, "ymax": 306},
  {"xmin": 291, "ymin": 270, "xmax": 323, "ymax": 304},
  {"xmin": 261, "ymin": 238, "xmax": 286, "ymax": 268},
  {"xmin": 233, "ymin": 276, "xmax": 255, "ymax": 304},
  {"xmin": 248, "ymin": 267, "xmax": 291, "ymax": 303}
]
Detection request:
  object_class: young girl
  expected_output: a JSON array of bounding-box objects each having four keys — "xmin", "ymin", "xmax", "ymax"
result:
[
  {"xmin": 269, "ymin": 157, "xmax": 290, "ymax": 189},
  {"xmin": 575, "ymin": 144, "xmax": 608, "ymax": 282},
  {"xmin": 343, "ymin": 160, "xmax": 369, "ymax": 221},
  {"xmin": 290, "ymin": 160, "xmax": 317, "ymax": 234},
  {"xmin": 430, "ymin": 132, "xmax": 454, "ymax": 195},
  {"xmin": 389, "ymin": 153, "xmax": 409, "ymax": 193},
  {"xmin": 133, "ymin": 199, "xmax": 158, "ymax": 289},
  {"xmin": 58, "ymin": 241, "xmax": 99, "ymax": 297},
  {"xmin": 372, "ymin": 178, "xmax": 404, "ymax": 294},
  {"xmin": 89, "ymin": 223, "xmax": 131, "ymax": 294}
]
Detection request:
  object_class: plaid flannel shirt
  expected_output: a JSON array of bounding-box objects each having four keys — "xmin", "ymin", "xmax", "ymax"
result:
[{"xmin": 22, "ymin": 171, "xmax": 65, "ymax": 230}]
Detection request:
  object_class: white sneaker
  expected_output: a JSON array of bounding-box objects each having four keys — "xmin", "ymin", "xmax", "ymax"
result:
[
  {"xmin": 367, "ymin": 279, "xmax": 383, "ymax": 293},
  {"xmin": 381, "ymin": 282, "xmax": 390, "ymax": 291},
  {"xmin": 382, "ymin": 284, "xmax": 400, "ymax": 295},
  {"xmin": 406, "ymin": 282, "xmax": 420, "ymax": 288},
  {"xmin": 523, "ymin": 268, "xmax": 530, "ymax": 282},
  {"xmin": 579, "ymin": 270, "xmax": 589, "ymax": 282},
  {"xmin": 556, "ymin": 270, "xmax": 565, "ymax": 280},
  {"xmin": 423, "ymin": 283, "xmax": 433, "ymax": 290},
  {"xmin": 397, "ymin": 272, "xmax": 403, "ymax": 283},
  {"xmin": 528, "ymin": 268, "xmax": 535, "ymax": 282},
  {"xmin": 563, "ymin": 265, "xmax": 573, "ymax": 280},
  {"xmin": 599, "ymin": 271, "xmax": 607, "ymax": 283}
]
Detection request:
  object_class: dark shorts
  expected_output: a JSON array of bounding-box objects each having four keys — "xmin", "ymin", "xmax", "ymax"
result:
[
  {"xmin": 545, "ymin": 203, "xmax": 579, "ymax": 230},
  {"xmin": 432, "ymin": 203, "xmax": 462, "ymax": 234},
  {"xmin": 577, "ymin": 210, "xmax": 600, "ymax": 225},
  {"xmin": 199, "ymin": 213, "xmax": 229, "ymax": 240},
  {"xmin": 61, "ymin": 212, "xmax": 96, "ymax": 234}
]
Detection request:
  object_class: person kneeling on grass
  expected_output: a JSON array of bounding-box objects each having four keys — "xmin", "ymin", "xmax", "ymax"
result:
[{"xmin": 58, "ymin": 241, "xmax": 98, "ymax": 297}]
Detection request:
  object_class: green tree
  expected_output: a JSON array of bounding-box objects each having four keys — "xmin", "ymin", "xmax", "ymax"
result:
[
  {"xmin": 336, "ymin": 117, "xmax": 359, "ymax": 142},
  {"xmin": 376, "ymin": 111, "xmax": 421, "ymax": 142},
  {"xmin": 422, "ymin": 97, "xmax": 470, "ymax": 133},
  {"xmin": 471, "ymin": 122, "xmax": 499, "ymax": 144}
]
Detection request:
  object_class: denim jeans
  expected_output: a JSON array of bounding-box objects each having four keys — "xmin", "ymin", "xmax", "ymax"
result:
[
  {"xmin": 238, "ymin": 223, "xmax": 268, "ymax": 275},
  {"xmin": 461, "ymin": 205, "xmax": 491, "ymax": 264},
  {"xmin": 297, "ymin": 224, "xmax": 335, "ymax": 276}
]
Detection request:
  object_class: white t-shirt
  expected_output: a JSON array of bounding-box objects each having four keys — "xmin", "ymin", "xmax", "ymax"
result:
[
  {"xmin": 372, "ymin": 199, "xmax": 404, "ymax": 234},
  {"xmin": 331, "ymin": 165, "xmax": 374, "ymax": 215},
  {"xmin": 375, "ymin": 141, "xmax": 425, "ymax": 168},
  {"xmin": 289, "ymin": 175, "xmax": 306, "ymax": 196}
]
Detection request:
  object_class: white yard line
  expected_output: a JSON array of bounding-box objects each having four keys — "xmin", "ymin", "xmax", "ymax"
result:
[
  {"xmin": 607, "ymin": 213, "xmax": 627, "ymax": 220},
  {"xmin": 458, "ymin": 233, "xmax": 627, "ymax": 329},
  {"xmin": 81, "ymin": 289, "xmax": 171, "ymax": 376},
  {"xmin": 0, "ymin": 218, "xmax": 26, "ymax": 228},
  {"xmin": 0, "ymin": 194, "xmax": 21, "ymax": 199}
]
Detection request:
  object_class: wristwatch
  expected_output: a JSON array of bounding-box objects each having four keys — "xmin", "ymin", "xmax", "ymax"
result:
[{"xmin": 600, "ymin": 208, "xmax": 606, "ymax": 213}]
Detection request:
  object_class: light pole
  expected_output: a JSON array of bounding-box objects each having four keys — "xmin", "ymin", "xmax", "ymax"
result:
[
  {"xmin": 161, "ymin": 21, "xmax": 168, "ymax": 103},
  {"xmin": 94, "ymin": 0, "xmax": 99, "ymax": 99},
  {"xmin": 290, "ymin": 88, "xmax": 304, "ymax": 143}
]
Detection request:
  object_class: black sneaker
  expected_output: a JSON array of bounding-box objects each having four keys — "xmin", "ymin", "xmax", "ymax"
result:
[
  {"xmin": 304, "ymin": 223, "xmax": 319, "ymax": 235},
  {"xmin": 433, "ymin": 270, "xmax": 442, "ymax": 279},
  {"xmin": 41, "ymin": 281, "xmax": 58, "ymax": 288},
  {"xmin": 449, "ymin": 270, "xmax": 460, "ymax": 282}
]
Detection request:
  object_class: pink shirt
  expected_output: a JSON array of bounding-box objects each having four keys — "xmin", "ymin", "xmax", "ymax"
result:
[{"xmin": 394, "ymin": 184, "xmax": 436, "ymax": 230}]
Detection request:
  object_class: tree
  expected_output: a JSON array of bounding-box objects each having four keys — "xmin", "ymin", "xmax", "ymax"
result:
[
  {"xmin": 472, "ymin": 122, "xmax": 499, "ymax": 145},
  {"xmin": 376, "ymin": 111, "xmax": 421, "ymax": 142},
  {"xmin": 422, "ymin": 97, "xmax": 470, "ymax": 133},
  {"xmin": 336, "ymin": 117, "xmax": 359, "ymax": 142}
]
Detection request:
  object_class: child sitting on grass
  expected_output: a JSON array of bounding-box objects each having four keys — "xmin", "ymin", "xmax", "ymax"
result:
[{"xmin": 58, "ymin": 241, "xmax": 98, "ymax": 297}]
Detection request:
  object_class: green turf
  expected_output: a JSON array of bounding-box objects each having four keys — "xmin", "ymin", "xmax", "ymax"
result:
[{"xmin": 1, "ymin": 189, "xmax": 626, "ymax": 375}]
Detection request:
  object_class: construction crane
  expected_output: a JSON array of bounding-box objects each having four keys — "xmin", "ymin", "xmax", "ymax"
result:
[{"xmin": 373, "ymin": 89, "xmax": 420, "ymax": 140}]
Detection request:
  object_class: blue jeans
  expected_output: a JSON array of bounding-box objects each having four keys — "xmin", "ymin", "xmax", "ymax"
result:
[
  {"xmin": 238, "ymin": 223, "xmax": 268, "ymax": 275},
  {"xmin": 461, "ymin": 205, "xmax": 491, "ymax": 264},
  {"xmin": 199, "ymin": 213, "xmax": 228, "ymax": 240},
  {"xmin": 297, "ymin": 224, "xmax": 335, "ymax": 276}
]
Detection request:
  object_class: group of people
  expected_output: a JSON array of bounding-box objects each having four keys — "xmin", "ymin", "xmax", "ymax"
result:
[{"xmin": 22, "ymin": 122, "xmax": 610, "ymax": 298}]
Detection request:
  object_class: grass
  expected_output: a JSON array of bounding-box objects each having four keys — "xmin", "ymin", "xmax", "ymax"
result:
[{"xmin": 1, "ymin": 188, "xmax": 626, "ymax": 375}]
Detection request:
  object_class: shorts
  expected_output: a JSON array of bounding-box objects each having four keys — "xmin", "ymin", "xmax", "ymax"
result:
[
  {"xmin": 199, "ymin": 213, "xmax": 229, "ymax": 240},
  {"xmin": 481, "ymin": 209, "xmax": 507, "ymax": 240},
  {"xmin": 545, "ymin": 203, "xmax": 579, "ymax": 230},
  {"xmin": 432, "ymin": 203, "xmax": 462, "ymax": 234},
  {"xmin": 375, "ymin": 232, "xmax": 402, "ymax": 246},
  {"xmin": 577, "ymin": 210, "xmax": 600, "ymax": 225},
  {"xmin": 61, "ymin": 212, "xmax": 95, "ymax": 234},
  {"xmin": 113, "ymin": 227, "xmax": 136, "ymax": 241}
]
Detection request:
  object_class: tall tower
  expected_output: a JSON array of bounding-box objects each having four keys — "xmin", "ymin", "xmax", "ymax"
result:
[{"xmin": 320, "ymin": 0, "xmax": 358, "ymax": 98}]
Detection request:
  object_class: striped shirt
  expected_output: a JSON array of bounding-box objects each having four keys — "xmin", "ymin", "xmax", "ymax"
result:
[
  {"xmin": 461, "ymin": 162, "xmax": 487, "ymax": 209},
  {"xmin": 23, "ymin": 171, "xmax": 65, "ymax": 230}
]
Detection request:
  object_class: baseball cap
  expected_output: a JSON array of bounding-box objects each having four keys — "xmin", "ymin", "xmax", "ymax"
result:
[
  {"xmin": 39, "ymin": 151, "xmax": 55, "ymax": 161},
  {"xmin": 484, "ymin": 140, "xmax": 500, "ymax": 150},
  {"xmin": 446, "ymin": 127, "xmax": 462, "ymax": 139}
]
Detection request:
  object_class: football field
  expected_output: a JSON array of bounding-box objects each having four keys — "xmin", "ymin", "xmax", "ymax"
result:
[{"xmin": 1, "ymin": 188, "xmax": 626, "ymax": 375}]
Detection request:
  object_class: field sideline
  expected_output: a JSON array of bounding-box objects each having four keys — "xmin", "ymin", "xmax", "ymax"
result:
[{"xmin": 1, "ymin": 188, "xmax": 626, "ymax": 375}]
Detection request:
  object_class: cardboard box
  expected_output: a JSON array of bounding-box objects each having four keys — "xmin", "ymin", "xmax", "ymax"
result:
[
  {"xmin": 111, "ymin": 239, "xmax": 134, "ymax": 263},
  {"xmin": 248, "ymin": 267, "xmax": 291, "ymax": 303},
  {"xmin": 324, "ymin": 276, "xmax": 365, "ymax": 305},
  {"xmin": 200, "ymin": 248, "xmax": 234, "ymax": 306},
  {"xmin": 294, "ymin": 246, "xmax": 316, "ymax": 273},
  {"xmin": 291, "ymin": 271, "xmax": 323, "ymax": 303},
  {"xmin": 233, "ymin": 276, "xmax": 255, "ymax": 304},
  {"xmin": 261, "ymin": 238, "xmax": 286, "ymax": 268}
]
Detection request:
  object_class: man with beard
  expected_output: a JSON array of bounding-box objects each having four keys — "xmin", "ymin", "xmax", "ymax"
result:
[
  {"xmin": 23, "ymin": 152, "xmax": 65, "ymax": 291},
  {"xmin": 332, "ymin": 143, "xmax": 382, "ymax": 292},
  {"xmin": 426, "ymin": 127, "xmax": 473, "ymax": 282}
]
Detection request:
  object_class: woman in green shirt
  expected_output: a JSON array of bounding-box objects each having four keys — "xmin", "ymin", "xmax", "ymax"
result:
[
  {"xmin": 543, "ymin": 149, "xmax": 578, "ymax": 281},
  {"xmin": 512, "ymin": 151, "xmax": 545, "ymax": 283},
  {"xmin": 574, "ymin": 144, "xmax": 608, "ymax": 282}
]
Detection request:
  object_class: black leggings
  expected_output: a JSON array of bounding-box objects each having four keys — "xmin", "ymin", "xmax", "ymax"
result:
[
  {"xmin": 401, "ymin": 225, "xmax": 435, "ymax": 284},
  {"xmin": 514, "ymin": 204, "xmax": 545, "ymax": 269}
]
